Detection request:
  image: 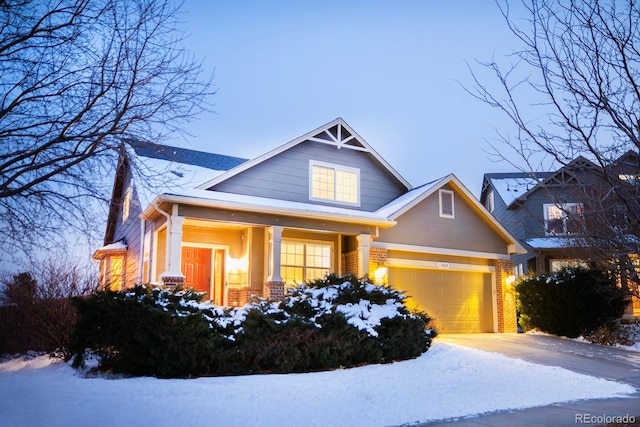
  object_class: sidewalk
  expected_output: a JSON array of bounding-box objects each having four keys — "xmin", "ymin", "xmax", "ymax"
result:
[{"xmin": 416, "ymin": 334, "xmax": 640, "ymax": 427}]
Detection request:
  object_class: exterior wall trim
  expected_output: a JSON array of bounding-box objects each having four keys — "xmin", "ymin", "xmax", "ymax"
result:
[
  {"xmin": 387, "ymin": 257, "xmax": 496, "ymax": 273},
  {"xmin": 373, "ymin": 241, "xmax": 512, "ymax": 261}
]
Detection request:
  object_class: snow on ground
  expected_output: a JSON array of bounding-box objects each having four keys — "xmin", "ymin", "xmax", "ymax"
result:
[{"xmin": 0, "ymin": 343, "xmax": 635, "ymax": 427}]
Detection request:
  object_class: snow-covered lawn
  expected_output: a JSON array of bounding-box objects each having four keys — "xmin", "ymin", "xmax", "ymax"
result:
[{"xmin": 0, "ymin": 343, "xmax": 635, "ymax": 427}]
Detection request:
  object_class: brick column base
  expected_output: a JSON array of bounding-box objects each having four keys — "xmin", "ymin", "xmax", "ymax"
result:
[
  {"xmin": 265, "ymin": 281, "xmax": 285, "ymax": 300},
  {"xmin": 160, "ymin": 273, "xmax": 185, "ymax": 288}
]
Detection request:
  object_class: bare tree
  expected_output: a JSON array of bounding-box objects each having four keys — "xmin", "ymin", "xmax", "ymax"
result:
[
  {"xmin": 0, "ymin": 258, "xmax": 97, "ymax": 357},
  {"xmin": 466, "ymin": 0, "xmax": 640, "ymax": 298},
  {"xmin": 0, "ymin": 0, "xmax": 213, "ymax": 263}
]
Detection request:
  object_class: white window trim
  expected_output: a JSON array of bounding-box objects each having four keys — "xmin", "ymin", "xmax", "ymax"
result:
[
  {"xmin": 439, "ymin": 189, "xmax": 455, "ymax": 218},
  {"xmin": 543, "ymin": 202, "xmax": 583, "ymax": 236},
  {"xmin": 309, "ymin": 160, "xmax": 361, "ymax": 207}
]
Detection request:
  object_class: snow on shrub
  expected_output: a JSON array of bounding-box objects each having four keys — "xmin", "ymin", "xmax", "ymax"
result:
[{"xmin": 71, "ymin": 274, "xmax": 435, "ymax": 377}]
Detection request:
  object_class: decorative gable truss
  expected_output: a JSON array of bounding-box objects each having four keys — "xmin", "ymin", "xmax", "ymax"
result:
[{"xmin": 307, "ymin": 121, "xmax": 368, "ymax": 151}]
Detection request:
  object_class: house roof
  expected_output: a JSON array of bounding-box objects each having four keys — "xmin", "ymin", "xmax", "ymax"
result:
[
  {"xmin": 483, "ymin": 172, "xmax": 553, "ymax": 207},
  {"xmin": 142, "ymin": 189, "xmax": 396, "ymax": 228},
  {"xmin": 125, "ymin": 142, "xmax": 248, "ymax": 208},
  {"xmin": 141, "ymin": 173, "xmax": 524, "ymax": 254},
  {"xmin": 196, "ymin": 118, "xmax": 412, "ymax": 191},
  {"xmin": 525, "ymin": 237, "xmax": 579, "ymax": 249},
  {"xmin": 93, "ymin": 240, "xmax": 128, "ymax": 260},
  {"xmin": 129, "ymin": 140, "xmax": 247, "ymax": 171}
]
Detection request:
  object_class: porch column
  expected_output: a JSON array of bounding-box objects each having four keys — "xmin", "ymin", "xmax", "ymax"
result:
[
  {"xmin": 160, "ymin": 210, "xmax": 185, "ymax": 287},
  {"xmin": 356, "ymin": 234, "xmax": 371, "ymax": 279},
  {"xmin": 266, "ymin": 226, "xmax": 285, "ymax": 299}
]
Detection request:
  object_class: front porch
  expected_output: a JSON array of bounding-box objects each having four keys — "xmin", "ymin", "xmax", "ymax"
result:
[{"xmin": 147, "ymin": 204, "xmax": 386, "ymax": 306}]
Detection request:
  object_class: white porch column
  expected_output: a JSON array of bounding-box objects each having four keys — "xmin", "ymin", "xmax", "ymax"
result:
[
  {"xmin": 267, "ymin": 225, "xmax": 283, "ymax": 283},
  {"xmin": 160, "ymin": 207, "xmax": 185, "ymax": 286},
  {"xmin": 356, "ymin": 234, "xmax": 371, "ymax": 278}
]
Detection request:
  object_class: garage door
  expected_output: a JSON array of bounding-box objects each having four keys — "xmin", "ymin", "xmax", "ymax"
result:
[{"xmin": 389, "ymin": 268, "xmax": 494, "ymax": 333}]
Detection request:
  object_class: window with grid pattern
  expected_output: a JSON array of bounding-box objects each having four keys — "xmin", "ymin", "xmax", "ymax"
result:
[
  {"xmin": 310, "ymin": 160, "xmax": 359, "ymax": 205},
  {"xmin": 281, "ymin": 241, "xmax": 331, "ymax": 286},
  {"xmin": 544, "ymin": 203, "xmax": 583, "ymax": 235}
]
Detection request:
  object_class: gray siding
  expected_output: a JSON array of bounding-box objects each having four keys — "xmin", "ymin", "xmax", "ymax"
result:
[
  {"xmin": 208, "ymin": 140, "xmax": 407, "ymax": 211},
  {"xmin": 494, "ymin": 196, "xmax": 527, "ymax": 242},
  {"xmin": 378, "ymin": 185, "xmax": 510, "ymax": 255},
  {"xmin": 111, "ymin": 169, "xmax": 143, "ymax": 287}
]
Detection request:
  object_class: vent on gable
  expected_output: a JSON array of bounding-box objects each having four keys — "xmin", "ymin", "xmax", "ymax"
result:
[{"xmin": 439, "ymin": 189, "xmax": 454, "ymax": 218}]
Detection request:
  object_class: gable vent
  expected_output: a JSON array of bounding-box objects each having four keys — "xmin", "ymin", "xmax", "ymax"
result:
[{"xmin": 439, "ymin": 189, "xmax": 455, "ymax": 218}]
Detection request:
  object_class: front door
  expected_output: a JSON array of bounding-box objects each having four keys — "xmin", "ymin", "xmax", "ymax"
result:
[
  {"xmin": 181, "ymin": 247, "xmax": 225, "ymax": 305},
  {"xmin": 182, "ymin": 247, "xmax": 212, "ymax": 298}
]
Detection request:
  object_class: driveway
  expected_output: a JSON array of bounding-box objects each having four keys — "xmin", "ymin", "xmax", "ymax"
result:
[{"xmin": 419, "ymin": 333, "xmax": 640, "ymax": 426}]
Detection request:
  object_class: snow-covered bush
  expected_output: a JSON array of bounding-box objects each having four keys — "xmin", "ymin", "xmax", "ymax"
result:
[
  {"xmin": 71, "ymin": 274, "xmax": 435, "ymax": 378},
  {"xmin": 516, "ymin": 268, "xmax": 627, "ymax": 338}
]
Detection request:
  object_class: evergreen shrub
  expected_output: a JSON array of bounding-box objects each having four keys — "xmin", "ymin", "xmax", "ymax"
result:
[
  {"xmin": 71, "ymin": 274, "xmax": 435, "ymax": 378},
  {"xmin": 516, "ymin": 268, "xmax": 627, "ymax": 338}
]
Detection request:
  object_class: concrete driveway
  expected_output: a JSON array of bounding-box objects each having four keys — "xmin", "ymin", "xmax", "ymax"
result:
[{"xmin": 420, "ymin": 333, "xmax": 640, "ymax": 426}]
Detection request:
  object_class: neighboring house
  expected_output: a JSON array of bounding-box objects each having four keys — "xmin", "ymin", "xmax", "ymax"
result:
[
  {"xmin": 480, "ymin": 155, "xmax": 640, "ymax": 316},
  {"xmin": 95, "ymin": 118, "xmax": 525, "ymax": 333}
]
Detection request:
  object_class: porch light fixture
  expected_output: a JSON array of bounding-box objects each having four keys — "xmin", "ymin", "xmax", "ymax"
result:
[{"xmin": 373, "ymin": 261, "xmax": 388, "ymax": 285}]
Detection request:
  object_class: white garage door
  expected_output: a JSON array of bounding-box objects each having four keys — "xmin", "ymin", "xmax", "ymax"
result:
[{"xmin": 389, "ymin": 268, "xmax": 494, "ymax": 333}]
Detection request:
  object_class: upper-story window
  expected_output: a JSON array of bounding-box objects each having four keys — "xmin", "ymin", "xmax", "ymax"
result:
[
  {"xmin": 122, "ymin": 187, "xmax": 132, "ymax": 222},
  {"xmin": 309, "ymin": 160, "xmax": 360, "ymax": 206},
  {"xmin": 544, "ymin": 203, "xmax": 583, "ymax": 235}
]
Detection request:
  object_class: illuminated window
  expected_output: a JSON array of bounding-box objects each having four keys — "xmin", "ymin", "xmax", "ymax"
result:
[
  {"xmin": 104, "ymin": 255, "xmax": 124, "ymax": 291},
  {"xmin": 281, "ymin": 241, "xmax": 331, "ymax": 286},
  {"xmin": 122, "ymin": 187, "xmax": 132, "ymax": 222},
  {"xmin": 439, "ymin": 189, "xmax": 454, "ymax": 218},
  {"xmin": 619, "ymin": 174, "xmax": 639, "ymax": 184},
  {"xmin": 550, "ymin": 259, "xmax": 588, "ymax": 272},
  {"xmin": 310, "ymin": 160, "xmax": 359, "ymax": 206},
  {"xmin": 544, "ymin": 203, "xmax": 583, "ymax": 235},
  {"xmin": 142, "ymin": 231, "xmax": 151, "ymax": 283}
]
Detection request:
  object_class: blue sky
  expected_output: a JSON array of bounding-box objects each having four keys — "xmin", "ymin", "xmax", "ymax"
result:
[{"xmin": 178, "ymin": 1, "xmax": 529, "ymax": 196}]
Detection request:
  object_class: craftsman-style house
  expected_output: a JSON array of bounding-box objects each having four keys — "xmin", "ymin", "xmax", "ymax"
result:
[
  {"xmin": 480, "ymin": 155, "xmax": 640, "ymax": 316},
  {"xmin": 95, "ymin": 118, "xmax": 525, "ymax": 333}
]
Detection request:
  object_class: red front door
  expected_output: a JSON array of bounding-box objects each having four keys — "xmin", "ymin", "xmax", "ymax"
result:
[{"xmin": 182, "ymin": 247, "xmax": 212, "ymax": 298}]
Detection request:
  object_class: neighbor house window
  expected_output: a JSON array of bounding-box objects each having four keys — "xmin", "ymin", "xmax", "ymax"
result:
[
  {"xmin": 544, "ymin": 203, "xmax": 583, "ymax": 235},
  {"xmin": 309, "ymin": 160, "xmax": 359, "ymax": 206},
  {"xmin": 122, "ymin": 187, "xmax": 132, "ymax": 222},
  {"xmin": 439, "ymin": 189, "xmax": 455, "ymax": 218},
  {"xmin": 619, "ymin": 174, "xmax": 640, "ymax": 184},
  {"xmin": 281, "ymin": 240, "xmax": 331, "ymax": 286},
  {"xmin": 550, "ymin": 259, "xmax": 588, "ymax": 272}
]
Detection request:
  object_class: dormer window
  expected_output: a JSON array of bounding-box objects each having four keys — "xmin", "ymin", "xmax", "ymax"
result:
[
  {"xmin": 309, "ymin": 160, "xmax": 360, "ymax": 206},
  {"xmin": 544, "ymin": 203, "xmax": 583, "ymax": 235}
]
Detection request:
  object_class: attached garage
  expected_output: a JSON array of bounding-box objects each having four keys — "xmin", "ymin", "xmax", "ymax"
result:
[{"xmin": 389, "ymin": 267, "xmax": 495, "ymax": 333}]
